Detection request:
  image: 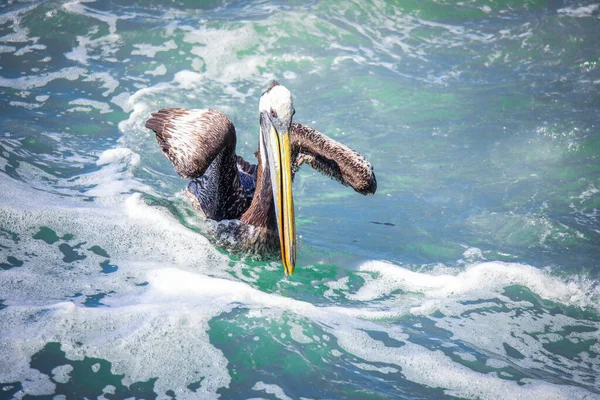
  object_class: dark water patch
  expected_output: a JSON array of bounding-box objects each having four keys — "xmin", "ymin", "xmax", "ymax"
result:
[
  {"xmin": 2, "ymin": 151, "xmax": 21, "ymax": 181},
  {"xmin": 461, "ymin": 298, "xmax": 505, "ymax": 306},
  {"xmin": 83, "ymin": 293, "xmax": 109, "ymax": 308},
  {"xmin": 88, "ymin": 245, "xmax": 110, "ymax": 258},
  {"xmin": 100, "ymin": 260, "xmax": 118, "ymax": 274},
  {"xmin": 58, "ymin": 243, "xmax": 87, "ymax": 263},
  {"xmin": 0, "ymin": 381, "xmax": 22, "ymax": 398},
  {"xmin": 562, "ymin": 324, "xmax": 599, "ymax": 335},
  {"xmin": 32, "ymin": 227, "xmax": 60, "ymax": 244},
  {"xmin": 543, "ymin": 337, "xmax": 598, "ymax": 360},
  {"xmin": 0, "ymin": 299, "xmax": 6, "ymax": 311},
  {"xmin": 459, "ymin": 300, "xmax": 513, "ymax": 317},
  {"xmin": 401, "ymin": 315, "xmax": 454, "ymax": 343},
  {"xmin": 28, "ymin": 342, "xmax": 159, "ymax": 399},
  {"xmin": 135, "ymin": 281, "xmax": 149, "ymax": 287},
  {"xmin": 0, "ymin": 255, "xmax": 23, "ymax": 270},
  {"xmin": 187, "ymin": 379, "xmax": 204, "ymax": 393},
  {"xmin": 503, "ymin": 342, "xmax": 526, "ymax": 360},
  {"xmin": 364, "ymin": 330, "xmax": 405, "ymax": 348}
]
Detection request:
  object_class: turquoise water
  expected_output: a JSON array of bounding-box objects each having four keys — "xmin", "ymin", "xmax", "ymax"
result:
[{"xmin": 1, "ymin": 0, "xmax": 599, "ymax": 398}]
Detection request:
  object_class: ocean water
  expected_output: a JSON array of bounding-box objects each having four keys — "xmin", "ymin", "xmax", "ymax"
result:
[{"xmin": 0, "ymin": 0, "xmax": 599, "ymax": 398}]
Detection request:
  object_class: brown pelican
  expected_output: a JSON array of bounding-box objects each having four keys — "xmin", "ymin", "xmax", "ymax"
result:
[{"xmin": 145, "ymin": 81, "xmax": 376, "ymax": 275}]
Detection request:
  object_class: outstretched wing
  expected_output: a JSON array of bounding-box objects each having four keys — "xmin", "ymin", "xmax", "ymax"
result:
[
  {"xmin": 145, "ymin": 108, "xmax": 236, "ymax": 179},
  {"xmin": 146, "ymin": 108, "xmax": 250, "ymax": 221},
  {"xmin": 291, "ymin": 123, "xmax": 377, "ymax": 195}
]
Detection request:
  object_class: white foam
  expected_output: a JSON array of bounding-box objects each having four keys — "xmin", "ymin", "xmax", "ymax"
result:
[
  {"xmin": 454, "ymin": 352, "xmax": 477, "ymax": 362},
  {"xmin": 145, "ymin": 64, "xmax": 167, "ymax": 76},
  {"xmin": 96, "ymin": 147, "xmax": 138, "ymax": 166},
  {"xmin": 64, "ymin": 38, "xmax": 90, "ymax": 65},
  {"xmin": 0, "ymin": 18, "xmax": 34, "ymax": 44},
  {"xmin": 0, "ymin": 4, "xmax": 37, "ymax": 26},
  {"xmin": 117, "ymin": 15, "xmax": 317, "ymax": 137},
  {"xmin": 252, "ymin": 382, "xmax": 293, "ymax": 400},
  {"xmin": 461, "ymin": 247, "xmax": 485, "ymax": 263},
  {"xmin": 287, "ymin": 321, "xmax": 313, "ymax": 344},
  {"xmin": 0, "ymin": 44, "xmax": 16, "ymax": 53},
  {"xmin": 131, "ymin": 40, "xmax": 177, "ymax": 58},
  {"xmin": 68, "ymin": 98, "xmax": 112, "ymax": 114},
  {"xmin": 66, "ymin": 106, "xmax": 92, "ymax": 113},
  {"xmin": 436, "ymin": 305, "xmax": 600, "ymax": 389},
  {"xmin": 0, "ymin": 165, "xmax": 233, "ymax": 398},
  {"xmin": 347, "ymin": 261, "xmax": 599, "ymax": 312},
  {"xmin": 191, "ymin": 58, "xmax": 204, "ymax": 71},
  {"xmin": 0, "ymin": 300, "xmax": 231, "ymax": 399},
  {"xmin": 63, "ymin": 1, "xmax": 122, "ymax": 35},
  {"xmin": 9, "ymin": 100, "xmax": 42, "ymax": 110},
  {"xmin": 334, "ymin": 328, "xmax": 595, "ymax": 400},
  {"xmin": 4, "ymin": 243, "xmax": 596, "ymax": 399},
  {"xmin": 184, "ymin": 25, "xmax": 272, "ymax": 85},
  {"xmin": 117, "ymin": 69, "xmax": 204, "ymax": 135},
  {"xmin": 283, "ymin": 71, "xmax": 297, "ymax": 80},
  {"xmin": 62, "ymin": 4, "xmax": 127, "ymax": 67},
  {"xmin": 323, "ymin": 276, "xmax": 349, "ymax": 299},
  {"xmin": 110, "ymin": 91, "xmax": 131, "ymax": 112},
  {"xmin": 14, "ymin": 43, "xmax": 46, "ymax": 56},
  {"xmin": 83, "ymin": 72, "xmax": 119, "ymax": 97},
  {"xmin": 65, "ymin": 30, "xmax": 121, "ymax": 66},
  {"xmin": 558, "ymin": 4, "xmax": 599, "ymax": 17},
  {"xmin": 0, "ymin": 67, "xmax": 86, "ymax": 90},
  {"xmin": 67, "ymin": 148, "xmax": 148, "ymax": 199},
  {"xmin": 353, "ymin": 362, "xmax": 399, "ymax": 374},
  {"xmin": 51, "ymin": 365, "xmax": 73, "ymax": 384},
  {"xmin": 146, "ymin": 263, "xmax": 599, "ymax": 394}
]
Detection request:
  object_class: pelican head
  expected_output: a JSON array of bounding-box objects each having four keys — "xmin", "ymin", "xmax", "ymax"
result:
[{"xmin": 258, "ymin": 81, "xmax": 296, "ymax": 275}]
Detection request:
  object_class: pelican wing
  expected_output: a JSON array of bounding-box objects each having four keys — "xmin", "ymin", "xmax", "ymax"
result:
[
  {"xmin": 145, "ymin": 108, "xmax": 236, "ymax": 179},
  {"xmin": 291, "ymin": 123, "xmax": 377, "ymax": 195},
  {"xmin": 236, "ymin": 155, "xmax": 257, "ymax": 176},
  {"xmin": 236, "ymin": 155, "xmax": 257, "ymax": 199}
]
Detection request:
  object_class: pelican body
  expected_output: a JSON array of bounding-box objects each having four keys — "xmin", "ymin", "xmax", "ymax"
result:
[{"xmin": 145, "ymin": 82, "xmax": 376, "ymax": 274}]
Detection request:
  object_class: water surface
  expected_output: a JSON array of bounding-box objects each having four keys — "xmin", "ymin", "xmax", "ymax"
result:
[{"xmin": 0, "ymin": 0, "xmax": 599, "ymax": 398}]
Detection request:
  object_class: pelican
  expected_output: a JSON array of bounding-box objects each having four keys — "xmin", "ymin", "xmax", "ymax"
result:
[{"xmin": 145, "ymin": 81, "xmax": 376, "ymax": 275}]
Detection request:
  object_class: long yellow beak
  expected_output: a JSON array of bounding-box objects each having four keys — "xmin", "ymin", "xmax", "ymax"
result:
[{"xmin": 265, "ymin": 121, "xmax": 296, "ymax": 275}]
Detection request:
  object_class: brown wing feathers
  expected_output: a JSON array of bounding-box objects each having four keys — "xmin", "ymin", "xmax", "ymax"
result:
[
  {"xmin": 145, "ymin": 108, "xmax": 236, "ymax": 179},
  {"xmin": 291, "ymin": 123, "xmax": 377, "ymax": 195}
]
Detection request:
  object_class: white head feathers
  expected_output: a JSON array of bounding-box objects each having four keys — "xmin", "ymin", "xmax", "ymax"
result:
[{"xmin": 259, "ymin": 84, "xmax": 295, "ymax": 123}]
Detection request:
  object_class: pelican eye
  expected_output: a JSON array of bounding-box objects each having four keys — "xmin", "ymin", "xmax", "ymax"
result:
[{"xmin": 270, "ymin": 108, "xmax": 277, "ymax": 118}]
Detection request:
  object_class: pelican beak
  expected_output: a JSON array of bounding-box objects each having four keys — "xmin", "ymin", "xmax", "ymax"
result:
[{"xmin": 260, "ymin": 112, "xmax": 296, "ymax": 275}]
